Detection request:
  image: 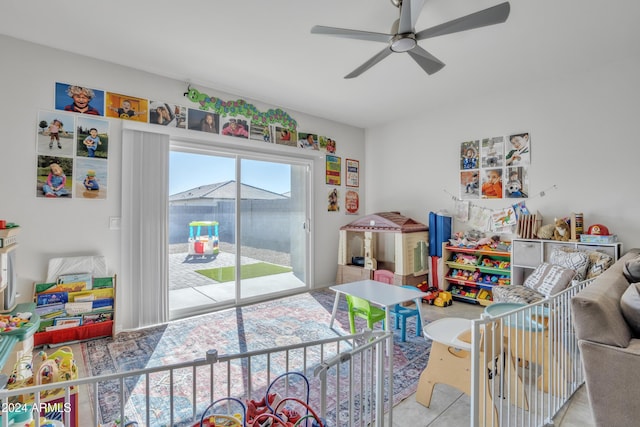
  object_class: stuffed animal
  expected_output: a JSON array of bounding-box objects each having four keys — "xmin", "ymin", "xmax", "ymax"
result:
[
  {"xmin": 552, "ymin": 217, "xmax": 570, "ymax": 241},
  {"xmin": 537, "ymin": 223, "xmax": 555, "ymax": 239}
]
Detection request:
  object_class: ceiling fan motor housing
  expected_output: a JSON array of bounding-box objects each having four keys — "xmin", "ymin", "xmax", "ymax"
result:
[{"xmin": 390, "ymin": 34, "xmax": 417, "ymax": 52}]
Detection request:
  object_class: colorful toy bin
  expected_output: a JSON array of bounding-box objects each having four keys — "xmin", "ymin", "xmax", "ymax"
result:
[{"xmin": 188, "ymin": 221, "xmax": 220, "ymax": 259}]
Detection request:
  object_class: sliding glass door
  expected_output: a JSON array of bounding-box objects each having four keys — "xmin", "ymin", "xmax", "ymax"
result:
[
  {"xmin": 168, "ymin": 147, "xmax": 310, "ymax": 319},
  {"xmin": 239, "ymin": 158, "xmax": 308, "ymax": 299}
]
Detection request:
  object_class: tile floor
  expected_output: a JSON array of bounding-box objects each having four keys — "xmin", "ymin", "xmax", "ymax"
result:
[{"xmin": 391, "ymin": 300, "xmax": 595, "ymax": 427}]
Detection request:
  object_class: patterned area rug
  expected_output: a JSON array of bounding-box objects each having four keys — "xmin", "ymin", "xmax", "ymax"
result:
[{"xmin": 81, "ymin": 289, "xmax": 431, "ymax": 426}]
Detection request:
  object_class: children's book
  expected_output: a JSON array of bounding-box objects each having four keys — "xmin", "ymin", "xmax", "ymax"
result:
[
  {"xmin": 36, "ymin": 291, "xmax": 68, "ymax": 306},
  {"xmin": 92, "ymin": 298, "xmax": 114, "ymax": 310},
  {"xmin": 92, "ymin": 277, "xmax": 114, "ymax": 289},
  {"xmin": 65, "ymin": 301, "xmax": 94, "ymax": 316},
  {"xmin": 83, "ymin": 312, "xmax": 113, "ymax": 325},
  {"xmin": 69, "ymin": 287, "xmax": 113, "ymax": 302},
  {"xmin": 35, "ymin": 302, "xmax": 65, "ymax": 317},
  {"xmin": 58, "ymin": 273, "xmax": 93, "ymax": 290}
]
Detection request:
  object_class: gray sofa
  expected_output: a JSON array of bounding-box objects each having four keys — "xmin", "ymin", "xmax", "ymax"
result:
[{"xmin": 571, "ymin": 248, "xmax": 640, "ymax": 427}]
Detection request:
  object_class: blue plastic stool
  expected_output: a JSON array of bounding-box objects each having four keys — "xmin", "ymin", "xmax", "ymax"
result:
[{"xmin": 389, "ymin": 285, "xmax": 422, "ymax": 342}]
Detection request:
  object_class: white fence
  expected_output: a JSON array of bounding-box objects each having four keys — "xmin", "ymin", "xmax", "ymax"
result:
[
  {"xmin": 0, "ymin": 330, "xmax": 393, "ymax": 427},
  {"xmin": 470, "ymin": 280, "xmax": 591, "ymax": 427}
]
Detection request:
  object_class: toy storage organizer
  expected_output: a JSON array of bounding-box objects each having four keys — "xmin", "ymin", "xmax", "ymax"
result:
[
  {"xmin": 32, "ymin": 276, "xmax": 116, "ymax": 347},
  {"xmin": 441, "ymin": 243, "xmax": 511, "ymax": 305}
]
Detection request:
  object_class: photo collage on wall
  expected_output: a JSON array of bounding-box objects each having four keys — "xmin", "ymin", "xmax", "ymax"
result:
[
  {"xmin": 46, "ymin": 82, "xmax": 360, "ymax": 209},
  {"xmin": 459, "ymin": 132, "xmax": 531, "ymax": 200},
  {"xmin": 36, "ymin": 108, "xmax": 109, "ymax": 200},
  {"xmin": 54, "ymin": 81, "xmax": 342, "ymax": 153}
]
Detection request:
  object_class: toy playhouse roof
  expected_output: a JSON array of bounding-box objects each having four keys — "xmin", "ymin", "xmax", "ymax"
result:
[{"xmin": 340, "ymin": 212, "xmax": 428, "ymax": 233}]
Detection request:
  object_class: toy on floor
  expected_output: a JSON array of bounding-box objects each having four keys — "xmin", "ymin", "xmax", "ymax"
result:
[
  {"xmin": 434, "ymin": 291, "xmax": 453, "ymax": 307},
  {"xmin": 197, "ymin": 397, "xmax": 245, "ymax": 427}
]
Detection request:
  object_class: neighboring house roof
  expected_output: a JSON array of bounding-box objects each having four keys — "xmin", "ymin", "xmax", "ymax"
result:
[
  {"xmin": 169, "ymin": 180, "xmax": 288, "ymax": 202},
  {"xmin": 340, "ymin": 211, "xmax": 428, "ymax": 233}
]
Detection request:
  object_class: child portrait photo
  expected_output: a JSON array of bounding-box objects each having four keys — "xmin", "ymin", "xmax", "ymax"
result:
[
  {"xmin": 76, "ymin": 116, "xmax": 109, "ymax": 159},
  {"xmin": 481, "ymin": 136, "xmax": 505, "ymax": 168},
  {"xmin": 481, "ymin": 167, "xmax": 503, "ymax": 199},
  {"xmin": 220, "ymin": 116, "xmax": 250, "ymax": 139},
  {"xmin": 460, "ymin": 140, "xmax": 479, "ymax": 170},
  {"xmin": 249, "ymin": 122, "xmax": 272, "ymax": 143},
  {"xmin": 36, "ymin": 110, "xmax": 75, "ymax": 157},
  {"xmin": 319, "ymin": 136, "xmax": 337, "ymax": 154},
  {"xmin": 506, "ymin": 166, "xmax": 529, "ymax": 198},
  {"xmin": 75, "ymin": 157, "xmax": 107, "ymax": 199},
  {"xmin": 298, "ymin": 132, "xmax": 319, "ymax": 150},
  {"xmin": 55, "ymin": 82, "xmax": 105, "ymax": 116},
  {"xmin": 274, "ymin": 126, "xmax": 298, "ymax": 147},
  {"xmin": 460, "ymin": 170, "xmax": 480, "ymax": 200},
  {"xmin": 36, "ymin": 155, "xmax": 73, "ymax": 199},
  {"xmin": 187, "ymin": 109, "xmax": 219, "ymax": 134},
  {"xmin": 506, "ymin": 132, "xmax": 531, "ymax": 166},
  {"xmin": 149, "ymin": 101, "xmax": 186, "ymax": 128},
  {"xmin": 106, "ymin": 92, "xmax": 148, "ymax": 121}
]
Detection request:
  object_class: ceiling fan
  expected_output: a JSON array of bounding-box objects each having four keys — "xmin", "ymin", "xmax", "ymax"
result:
[{"xmin": 311, "ymin": 0, "xmax": 510, "ymax": 79}]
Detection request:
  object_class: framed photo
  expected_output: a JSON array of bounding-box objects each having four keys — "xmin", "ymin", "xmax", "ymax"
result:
[
  {"xmin": 345, "ymin": 189, "xmax": 360, "ymax": 215},
  {"xmin": 345, "ymin": 158, "xmax": 359, "ymax": 188},
  {"xmin": 325, "ymin": 155, "xmax": 341, "ymax": 185}
]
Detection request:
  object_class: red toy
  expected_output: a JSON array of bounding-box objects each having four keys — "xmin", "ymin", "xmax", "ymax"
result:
[{"xmin": 417, "ymin": 281, "xmax": 440, "ymax": 304}]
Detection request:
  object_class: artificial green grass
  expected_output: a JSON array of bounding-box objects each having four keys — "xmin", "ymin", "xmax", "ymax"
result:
[{"xmin": 195, "ymin": 262, "xmax": 292, "ymax": 282}]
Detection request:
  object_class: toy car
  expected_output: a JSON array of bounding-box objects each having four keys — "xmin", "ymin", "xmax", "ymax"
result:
[
  {"xmin": 434, "ymin": 291, "xmax": 453, "ymax": 307},
  {"xmin": 416, "ymin": 281, "xmax": 440, "ymax": 305}
]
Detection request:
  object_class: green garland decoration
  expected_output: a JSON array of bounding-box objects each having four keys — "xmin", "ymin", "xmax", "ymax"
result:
[{"xmin": 184, "ymin": 87, "xmax": 297, "ymax": 131}]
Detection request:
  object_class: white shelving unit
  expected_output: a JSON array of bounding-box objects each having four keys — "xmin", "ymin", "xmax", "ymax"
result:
[{"xmin": 511, "ymin": 238, "xmax": 622, "ymax": 285}]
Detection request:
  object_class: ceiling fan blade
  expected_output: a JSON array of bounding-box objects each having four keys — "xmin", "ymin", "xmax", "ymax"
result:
[
  {"xmin": 344, "ymin": 47, "xmax": 393, "ymax": 79},
  {"xmin": 407, "ymin": 46, "xmax": 446, "ymax": 75},
  {"xmin": 415, "ymin": 1, "xmax": 510, "ymax": 41},
  {"xmin": 311, "ymin": 25, "xmax": 393, "ymax": 43},
  {"xmin": 398, "ymin": 0, "xmax": 427, "ymax": 34}
]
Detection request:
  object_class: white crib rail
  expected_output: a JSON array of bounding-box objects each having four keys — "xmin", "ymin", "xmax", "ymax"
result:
[
  {"xmin": 0, "ymin": 330, "xmax": 393, "ymax": 427},
  {"xmin": 470, "ymin": 280, "xmax": 592, "ymax": 427}
]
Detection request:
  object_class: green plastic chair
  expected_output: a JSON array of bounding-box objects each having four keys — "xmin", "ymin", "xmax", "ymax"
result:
[{"xmin": 345, "ymin": 294, "xmax": 386, "ymax": 334}]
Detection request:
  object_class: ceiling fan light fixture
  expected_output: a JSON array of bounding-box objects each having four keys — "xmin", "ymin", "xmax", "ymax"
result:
[{"xmin": 390, "ymin": 34, "xmax": 416, "ymax": 52}]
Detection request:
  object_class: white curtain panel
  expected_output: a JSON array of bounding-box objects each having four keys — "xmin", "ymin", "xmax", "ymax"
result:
[{"xmin": 121, "ymin": 129, "xmax": 169, "ymax": 329}]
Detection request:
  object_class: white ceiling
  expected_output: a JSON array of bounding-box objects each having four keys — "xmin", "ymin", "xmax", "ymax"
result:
[{"xmin": 2, "ymin": 0, "xmax": 639, "ymax": 128}]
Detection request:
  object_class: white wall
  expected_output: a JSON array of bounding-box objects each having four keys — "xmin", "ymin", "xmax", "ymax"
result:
[
  {"xmin": 0, "ymin": 36, "xmax": 365, "ymax": 324},
  {"xmin": 365, "ymin": 56, "xmax": 640, "ymax": 250}
]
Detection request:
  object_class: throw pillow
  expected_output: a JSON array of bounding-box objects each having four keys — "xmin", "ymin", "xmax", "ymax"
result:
[
  {"xmin": 621, "ymin": 282, "xmax": 640, "ymax": 337},
  {"xmin": 623, "ymin": 256, "xmax": 640, "ymax": 283},
  {"xmin": 492, "ymin": 285, "xmax": 544, "ymax": 304},
  {"xmin": 549, "ymin": 247, "xmax": 589, "ymax": 281},
  {"xmin": 586, "ymin": 251, "xmax": 614, "ymax": 279},
  {"xmin": 523, "ymin": 262, "xmax": 576, "ymax": 297}
]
